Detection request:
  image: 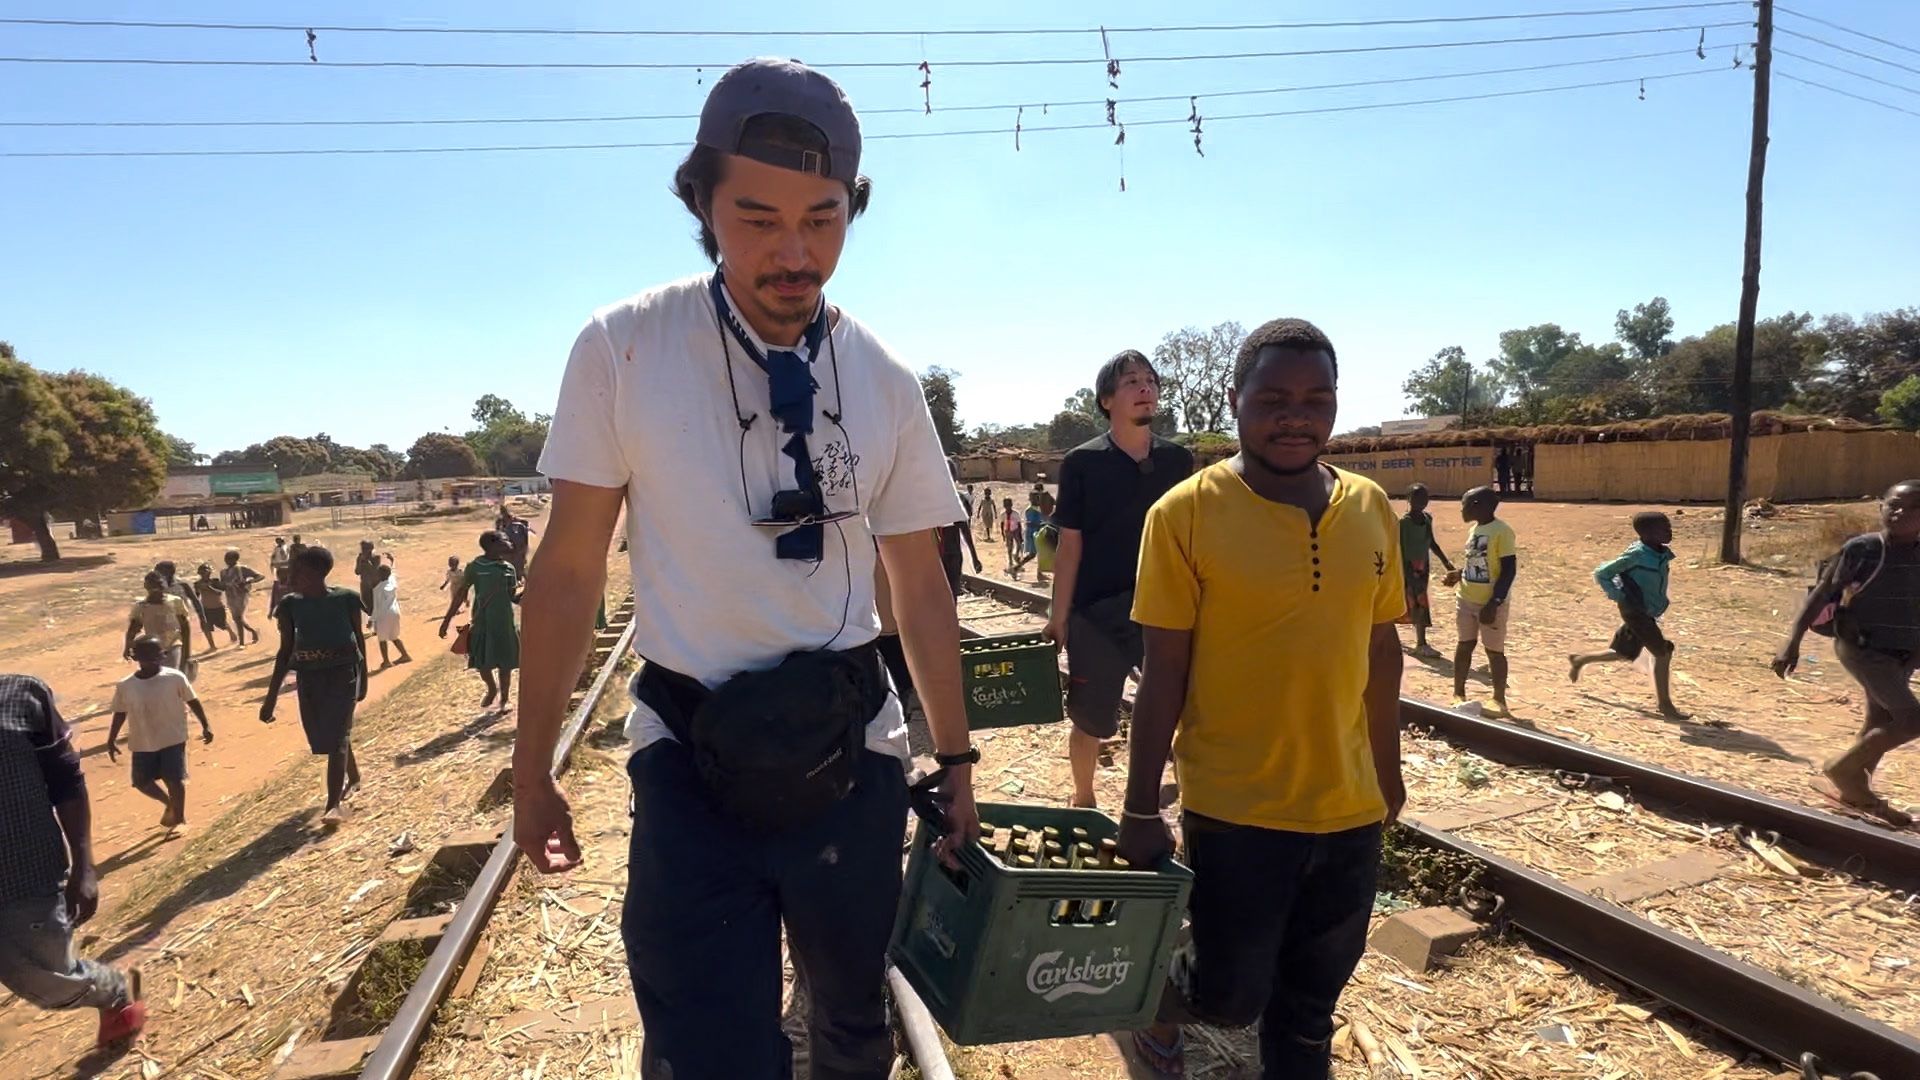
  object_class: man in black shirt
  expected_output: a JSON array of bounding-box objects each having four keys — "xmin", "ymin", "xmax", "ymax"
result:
[{"xmin": 1046, "ymin": 350, "xmax": 1194, "ymax": 807}]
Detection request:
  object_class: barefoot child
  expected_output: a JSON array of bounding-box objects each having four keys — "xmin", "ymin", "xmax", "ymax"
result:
[
  {"xmin": 369, "ymin": 561, "xmax": 412, "ymax": 668},
  {"xmin": 1773, "ymin": 479, "xmax": 1920, "ymax": 826},
  {"xmin": 261, "ymin": 545, "xmax": 367, "ymax": 826},
  {"xmin": 1443, "ymin": 486, "xmax": 1517, "ymax": 717},
  {"xmin": 193, "ymin": 564, "xmax": 236, "ymax": 647},
  {"xmin": 1000, "ymin": 498, "xmax": 1023, "ymax": 575},
  {"xmin": 1570, "ymin": 512, "xmax": 1685, "ymax": 718},
  {"xmin": 220, "ymin": 549, "xmax": 265, "ymax": 647},
  {"xmin": 439, "ymin": 555, "xmax": 462, "ymax": 592},
  {"xmin": 1399, "ymin": 483, "xmax": 1455, "ymax": 658},
  {"xmin": 106, "ymin": 638, "xmax": 213, "ymax": 832}
]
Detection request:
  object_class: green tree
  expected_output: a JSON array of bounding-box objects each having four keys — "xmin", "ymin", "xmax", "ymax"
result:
[
  {"xmin": 1802, "ymin": 309, "xmax": 1920, "ymax": 419},
  {"xmin": 1154, "ymin": 321, "xmax": 1243, "ymax": 433},
  {"xmin": 0, "ymin": 360, "xmax": 166, "ymax": 560},
  {"xmin": 1492, "ymin": 324, "xmax": 1582, "ymax": 418},
  {"xmin": 471, "ymin": 394, "xmax": 524, "ymax": 427},
  {"xmin": 1065, "ymin": 387, "xmax": 1102, "ymax": 419},
  {"xmin": 1400, "ymin": 346, "xmax": 1504, "ymax": 418},
  {"xmin": 920, "ymin": 367, "xmax": 964, "ymax": 456},
  {"xmin": 464, "ymin": 397, "xmax": 550, "ymax": 475},
  {"xmin": 1881, "ymin": 374, "xmax": 1920, "ymax": 430},
  {"xmin": 1046, "ymin": 409, "xmax": 1103, "ymax": 450},
  {"xmin": 1653, "ymin": 313, "xmax": 1818, "ymax": 415},
  {"xmin": 164, "ymin": 434, "xmax": 205, "ymax": 468},
  {"xmin": 1615, "ymin": 297, "xmax": 1675, "ymax": 363},
  {"xmin": 406, "ymin": 432, "xmax": 483, "ymax": 479},
  {"xmin": 0, "ymin": 352, "xmax": 74, "ymax": 559}
]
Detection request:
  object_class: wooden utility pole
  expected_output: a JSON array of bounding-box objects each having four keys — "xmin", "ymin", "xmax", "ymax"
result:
[{"xmin": 1721, "ymin": 0, "xmax": 1773, "ymax": 564}]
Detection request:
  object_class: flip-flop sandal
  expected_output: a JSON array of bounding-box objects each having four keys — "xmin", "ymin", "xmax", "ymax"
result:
[
  {"xmin": 1810, "ymin": 777, "xmax": 1916, "ymax": 829},
  {"xmin": 1129, "ymin": 1028, "xmax": 1186, "ymax": 1077}
]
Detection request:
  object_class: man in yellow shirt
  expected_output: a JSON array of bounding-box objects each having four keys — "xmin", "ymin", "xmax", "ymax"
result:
[
  {"xmin": 1118, "ymin": 317, "xmax": 1405, "ymax": 1080},
  {"xmin": 1443, "ymin": 485, "xmax": 1517, "ymax": 717}
]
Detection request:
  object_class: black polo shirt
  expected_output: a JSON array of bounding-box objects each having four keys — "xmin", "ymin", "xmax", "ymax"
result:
[{"xmin": 1052, "ymin": 432, "xmax": 1194, "ymax": 610}]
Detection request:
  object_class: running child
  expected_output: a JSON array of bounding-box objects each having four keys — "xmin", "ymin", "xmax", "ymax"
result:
[
  {"xmin": 1001, "ymin": 497, "xmax": 1023, "ymax": 576},
  {"xmin": 193, "ymin": 564, "xmax": 237, "ymax": 647},
  {"xmin": 1399, "ymin": 483, "xmax": 1455, "ymax": 658},
  {"xmin": 440, "ymin": 555, "xmax": 463, "ymax": 592},
  {"xmin": 1774, "ymin": 480, "xmax": 1920, "ymax": 826},
  {"xmin": 106, "ymin": 638, "xmax": 213, "ymax": 832},
  {"xmin": 369, "ymin": 561, "xmax": 412, "ymax": 669},
  {"xmin": 1443, "ymin": 486, "xmax": 1517, "ymax": 717},
  {"xmin": 220, "ymin": 549, "xmax": 265, "ymax": 646},
  {"xmin": 261, "ymin": 545, "xmax": 367, "ymax": 826},
  {"xmin": 1570, "ymin": 512, "xmax": 1685, "ymax": 719},
  {"xmin": 125, "ymin": 572, "xmax": 193, "ymax": 673}
]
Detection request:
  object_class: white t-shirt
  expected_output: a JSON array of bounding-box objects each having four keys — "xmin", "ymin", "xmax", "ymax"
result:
[
  {"xmin": 110, "ymin": 668, "xmax": 197, "ymax": 752},
  {"xmin": 539, "ymin": 272, "xmax": 965, "ymax": 759}
]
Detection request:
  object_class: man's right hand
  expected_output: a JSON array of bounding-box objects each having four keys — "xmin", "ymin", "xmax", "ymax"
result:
[
  {"xmin": 1044, "ymin": 613, "xmax": 1069, "ymax": 649},
  {"xmin": 514, "ymin": 776, "xmax": 583, "ymax": 874},
  {"xmin": 105, "ymin": 739, "xmax": 119, "ymax": 763},
  {"xmin": 259, "ymin": 700, "xmax": 276, "ymax": 723},
  {"xmin": 1116, "ymin": 813, "xmax": 1173, "ymax": 869}
]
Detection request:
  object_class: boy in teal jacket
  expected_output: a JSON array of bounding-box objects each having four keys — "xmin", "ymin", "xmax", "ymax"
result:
[{"xmin": 1569, "ymin": 512, "xmax": 1686, "ymax": 719}]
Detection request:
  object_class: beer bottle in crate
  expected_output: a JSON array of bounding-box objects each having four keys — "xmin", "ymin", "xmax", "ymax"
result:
[{"xmin": 1047, "ymin": 856, "xmax": 1080, "ymax": 923}]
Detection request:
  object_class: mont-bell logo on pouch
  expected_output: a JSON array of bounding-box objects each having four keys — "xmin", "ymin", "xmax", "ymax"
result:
[{"xmin": 1025, "ymin": 947, "xmax": 1135, "ymax": 1002}]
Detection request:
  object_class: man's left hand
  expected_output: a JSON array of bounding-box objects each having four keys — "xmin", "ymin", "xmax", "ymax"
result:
[
  {"xmin": 972, "ymin": 557, "xmax": 983, "ymax": 574},
  {"xmin": 932, "ymin": 771, "xmax": 981, "ymax": 870},
  {"xmin": 1479, "ymin": 600, "xmax": 1502, "ymax": 625},
  {"xmin": 65, "ymin": 864, "xmax": 100, "ymax": 926},
  {"xmin": 201, "ymin": 726, "xmax": 215, "ymax": 745}
]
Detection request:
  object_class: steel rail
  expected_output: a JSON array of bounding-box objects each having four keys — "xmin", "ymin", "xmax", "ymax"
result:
[
  {"xmin": 357, "ymin": 601, "xmax": 637, "ymax": 1080},
  {"xmin": 960, "ymin": 573, "xmax": 1920, "ymax": 887},
  {"xmin": 1400, "ymin": 822, "xmax": 1918, "ymax": 1078},
  {"xmin": 957, "ymin": 572, "xmax": 1919, "ymax": 1077}
]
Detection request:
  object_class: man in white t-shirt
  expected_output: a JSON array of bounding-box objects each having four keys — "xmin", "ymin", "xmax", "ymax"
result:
[{"xmin": 517, "ymin": 59, "xmax": 979, "ymax": 1080}]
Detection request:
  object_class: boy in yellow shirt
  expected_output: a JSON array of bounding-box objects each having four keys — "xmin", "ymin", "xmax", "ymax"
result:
[
  {"xmin": 1444, "ymin": 485, "xmax": 1518, "ymax": 717},
  {"xmin": 1119, "ymin": 318, "xmax": 1405, "ymax": 1079}
]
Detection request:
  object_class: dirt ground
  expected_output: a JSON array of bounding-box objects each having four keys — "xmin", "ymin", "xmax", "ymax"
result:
[{"xmin": 969, "ymin": 491, "xmax": 1913, "ymax": 818}]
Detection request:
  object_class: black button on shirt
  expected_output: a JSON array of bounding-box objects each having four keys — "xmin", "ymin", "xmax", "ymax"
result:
[{"xmin": 1051, "ymin": 432, "xmax": 1195, "ymax": 610}]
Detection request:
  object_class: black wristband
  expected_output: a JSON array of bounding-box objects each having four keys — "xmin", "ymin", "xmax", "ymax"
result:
[{"xmin": 933, "ymin": 746, "xmax": 980, "ymax": 768}]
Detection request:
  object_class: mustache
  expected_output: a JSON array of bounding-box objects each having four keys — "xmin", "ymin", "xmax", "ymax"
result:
[{"xmin": 755, "ymin": 271, "xmax": 822, "ymax": 291}]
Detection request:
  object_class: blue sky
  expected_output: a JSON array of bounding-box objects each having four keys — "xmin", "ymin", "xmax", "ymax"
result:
[{"xmin": 2, "ymin": 1, "xmax": 1916, "ymax": 455}]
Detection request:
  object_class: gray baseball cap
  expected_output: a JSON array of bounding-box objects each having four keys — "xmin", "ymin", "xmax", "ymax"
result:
[{"xmin": 695, "ymin": 58, "xmax": 862, "ymax": 184}]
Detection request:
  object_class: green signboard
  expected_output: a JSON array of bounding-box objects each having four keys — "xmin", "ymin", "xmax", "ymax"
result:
[{"xmin": 209, "ymin": 471, "xmax": 280, "ymax": 495}]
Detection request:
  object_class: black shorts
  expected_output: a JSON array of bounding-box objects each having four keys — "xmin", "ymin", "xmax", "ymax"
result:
[
  {"xmin": 295, "ymin": 663, "xmax": 360, "ymax": 754},
  {"xmin": 204, "ymin": 607, "xmax": 229, "ymax": 631},
  {"xmin": 1609, "ymin": 607, "xmax": 1672, "ymax": 661},
  {"xmin": 131, "ymin": 742, "xmax": 188, "ymax": 785},
  {"xmin": 1065, "ymin": 592, "xmax": 1142, "ymax": 740}
]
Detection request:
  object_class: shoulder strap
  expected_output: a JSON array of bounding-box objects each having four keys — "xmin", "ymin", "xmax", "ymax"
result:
[{"xmin": 1858, "ymin": 532, "xmax": 1890, "ymax": 591}]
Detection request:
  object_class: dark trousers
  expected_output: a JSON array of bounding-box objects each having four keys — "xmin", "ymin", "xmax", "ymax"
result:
[
  {"xmin": 1164, "ymin": 815, "xmax": 1381, "ymax": 1080},
  {"xmin": 621, "ymin": 741, "xmax": 908, "ymax": 1080}
]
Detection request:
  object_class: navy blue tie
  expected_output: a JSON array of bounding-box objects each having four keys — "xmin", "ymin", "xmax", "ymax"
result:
[{"xmin": 712, "ymin": 272, "xmax": 830, "ymax": 561}]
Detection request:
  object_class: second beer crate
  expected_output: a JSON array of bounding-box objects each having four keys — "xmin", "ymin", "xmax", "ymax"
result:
[
  {"xmin": 889, "ymin": 802, "xmax": 1192, "ymax": 1045},
  {"xmin": 960, "ymin": 632, "xmax": 1063, "ymax": 730}
]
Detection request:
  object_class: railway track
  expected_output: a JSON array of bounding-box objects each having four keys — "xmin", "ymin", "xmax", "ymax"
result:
[
  {"xmin": 331, "ymin": 593, "xmax": 954, "ymax": 1080},
  {"xmin": 958, "ymin": 573, "xmax": 1920, "ymax": 1080}
]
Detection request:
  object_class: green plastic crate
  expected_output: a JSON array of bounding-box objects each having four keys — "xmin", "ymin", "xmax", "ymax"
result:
[
  {"xmin": 961, "ymin": 632, "xmax": 1064, "ymax": 730},
  {"xmin": 889, "ymin": 803, "xmax": 1192, "ymax": 1045}
]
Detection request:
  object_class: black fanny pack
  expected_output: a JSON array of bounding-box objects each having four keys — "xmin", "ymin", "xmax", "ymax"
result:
[{"xmin": 633, "ymin": 643, "xmax": 885, "ymax": 832}]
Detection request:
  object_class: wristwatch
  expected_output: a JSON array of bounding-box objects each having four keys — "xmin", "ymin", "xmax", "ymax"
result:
[{"xmin": 933, "ymin": 746, "xmax": 981, "ymax": 768}]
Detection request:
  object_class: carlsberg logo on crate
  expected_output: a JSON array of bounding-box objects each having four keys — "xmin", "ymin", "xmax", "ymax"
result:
[
  {"xmin": 889, "ymin": 802, "xmax": 1192, "ymax": 1045},
  {"xmin": 1025, "ymin": 948, "xmax": 1135, "ymax": 1002}
]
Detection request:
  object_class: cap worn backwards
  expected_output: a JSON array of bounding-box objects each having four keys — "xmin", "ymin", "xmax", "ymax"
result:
[{"xmin": 696, "ymin": 58, "xmax": 862, "ymax": 184}]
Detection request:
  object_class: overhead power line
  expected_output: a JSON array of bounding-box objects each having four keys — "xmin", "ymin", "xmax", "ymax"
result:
[
  {"xmin": 1775, "ymin": 5, "xmax": 1920, "ymax": 59},
  {"xmin": 0, "ymin": 21, "xmax": 1754, "ymax": 71},
  {"xmin": 1774, "ymin": 48, "xmax": 1920, "ymax": 98},
  {"xmin": 0, "ymin": 3, "xmax": 1751, "ymax": 39},
  {"xmin": 0, "ymin": 67, "xmax": 1726, "ymax": 158},
  {"xmin": 1775, "ymin": 27, "xmax": 1920, "ymax": 78},
  {"xmin": 0, "ymin": 46, "xmax": 1726, "ymax": 128},
  {"xmin": 1778, "ymin": 70, "xmax": 1920, "ymax": 119}
]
